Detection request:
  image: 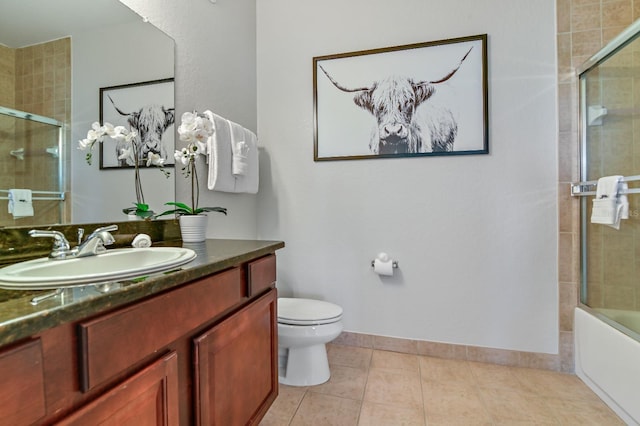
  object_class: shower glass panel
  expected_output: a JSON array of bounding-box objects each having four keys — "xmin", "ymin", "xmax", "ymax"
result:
[
  {"xmin": 578, "ymin": 20, "xmax": 640, "ymax": 337},
  {"xmin": 0, "ymin": 107, "xmax": 65, "ymax": 226}
]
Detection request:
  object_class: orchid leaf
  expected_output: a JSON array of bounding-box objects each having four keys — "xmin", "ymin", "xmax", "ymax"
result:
[
  {"xmin": 195, "ymin": 207, "xmax": 227, "ymax": 215},
  {"xmin": 154, "ymin": 204, "xmax": 227, "ymax": 218},
  {"xmin": 122, "ymin": 202, "xmax": 154, "ymax": 219},
  {"xmin": 164, "ymin": 201, "xmax": 191, "ymax": 211}
]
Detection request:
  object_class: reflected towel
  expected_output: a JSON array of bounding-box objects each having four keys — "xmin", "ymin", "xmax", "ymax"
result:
[{"xmin": 8, "ymin": 188, "xmax": 34, "ymax": 218}]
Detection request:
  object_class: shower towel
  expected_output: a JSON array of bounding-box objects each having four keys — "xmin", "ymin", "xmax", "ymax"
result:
[
  {"xmin": 7, "ymin": 189, "xmax": 34, "ymax": 219},
  {"xmin": 591, "ymin": 175, "xmax": 628, "ymax": 229},
  {"xmin": 205, "ymin": 111, "xmax": 259, "ymax": 194}
]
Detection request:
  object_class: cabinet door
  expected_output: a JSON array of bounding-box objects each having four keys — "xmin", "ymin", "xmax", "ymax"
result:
[
  {"xmin": 57, "ymin": 351, "xmax": 179, "ymax": 426},
  {"xmin": 0, "ymin": 339, "xmax": 46, "ymax": 425},
  {"xmin": 194, "ymin": 289, "xmax": 277, "ymax": 426}
]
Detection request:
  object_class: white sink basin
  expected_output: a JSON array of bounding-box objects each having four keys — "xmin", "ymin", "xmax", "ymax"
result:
[{"xmin": 0, "ymin": 247, "xmax": 197, "ymax": 290}]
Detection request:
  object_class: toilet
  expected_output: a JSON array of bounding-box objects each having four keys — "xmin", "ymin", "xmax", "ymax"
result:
[{"xmin": 277, "ymin": 297, "xmax": 343, "ymax": 386}]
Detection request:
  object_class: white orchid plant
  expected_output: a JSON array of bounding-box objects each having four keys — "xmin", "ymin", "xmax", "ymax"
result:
[
  {"xmin": 155, "ymin": 111, "xmax": 227, "ymax": 218},
  {"xmin": 78, "ymin": 121, "xmax": 169, "ymax": 218}
]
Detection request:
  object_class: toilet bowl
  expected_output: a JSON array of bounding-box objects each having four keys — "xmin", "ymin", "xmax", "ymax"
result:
[{"xmin": 277, "ymin": 297, "xmax": 343, "ymax": 386}]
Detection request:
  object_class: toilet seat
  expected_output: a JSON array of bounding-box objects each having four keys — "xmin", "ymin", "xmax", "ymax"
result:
[{"xmin": 278, "ymin": 298, "xmax": 343, "ymax": 326}]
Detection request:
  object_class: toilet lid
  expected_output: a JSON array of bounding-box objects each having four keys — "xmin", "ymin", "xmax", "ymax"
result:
[{"xmin": 278, "ymin": 298, "xmax": 343, "ymax": 325}]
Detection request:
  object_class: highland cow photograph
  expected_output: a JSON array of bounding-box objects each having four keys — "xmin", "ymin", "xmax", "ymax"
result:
[{"xmin": 313, "ymin": 34, "xmax": 487, "ymax": 161}]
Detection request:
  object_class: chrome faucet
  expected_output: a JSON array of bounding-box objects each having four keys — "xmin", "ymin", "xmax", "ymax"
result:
[
  {"xmin": 75, "ymin": 225, "xmax": 118, "ymax": 257},
  {"xmin": 28, "ymin": 230, "xmax": 72, "ymax": 259},
  {"xmin": 29, "ymin": 225, "xmax": 118, "ymax": 260}
]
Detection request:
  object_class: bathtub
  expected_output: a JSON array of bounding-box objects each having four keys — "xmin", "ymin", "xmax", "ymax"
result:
[{"xmin": 575, "ymin": 307, "xmax": 640, "ymax": 425}]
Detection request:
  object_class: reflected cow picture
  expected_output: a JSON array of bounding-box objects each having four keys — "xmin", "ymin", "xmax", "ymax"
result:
[
  {"xmin": 313, "ymin": 35, "xmax": 487, "ymax": 161},
  {"xmin": 108, "ymin": 95, "xmax": 175, "ymax": 166},
  {"xmin": 99, "ymin": 78, "xmax": 175, "ymax": 169}
]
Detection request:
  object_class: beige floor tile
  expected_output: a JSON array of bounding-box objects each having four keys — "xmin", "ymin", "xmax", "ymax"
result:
[
  {"xmin": 512, "ymin": 367, "xmax": 601, "ymax": 401},
  {"xmin": 328, "ymin": 344, "xmax": 373, "ymax": 369},
  {"xmin": 422, "ymin": 380, "xmax": 492, "ymax": 426},
  {"xmin": 545, "ymin": 397, "xmax": 626, "ymax": 425},
  {"xmin": 479, "ymin": 386, "xmax": 558, "ymax": 425},
  {"xmin": 372, "ymin": 335, "xmax": 418, "ymax": 354},
  {"xmin": 364, "ymin": 368, "xmax": 423, "ymax": 409},
  {"xmin": 259, "ymin": 385, "xmax": 307, "ymax": 426},
  {"xmin": 468, "ymin": 361, "xmax": 533, "ymax": 394},
  {"xmin": 290, "ymin": 392, "xmax": 361, "ymax": 426},
  {"xmin": 310, "ymin": 365, "xmax": 368, "ymax": 400},
  {"xmin": 358, "ymin": 401, "xmax": 425, "ymax": 426},
  {"xmin": 371, "ymin": 349, "xmax": 420, "ymax": 372},
  {"xmin": 419, "ymin": 355, "xmax": 474, "ymax": 387}
]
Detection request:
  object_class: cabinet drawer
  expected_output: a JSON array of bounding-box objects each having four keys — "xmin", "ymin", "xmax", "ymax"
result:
[
  {"xmin": 79, "ymin": 267, "xmax": 243, "ymax": 392},
  {"xmin": 248, "ymin": 254, "xmax": 276, "ymax": 296},
  {"xmin": 0, "ymin": 339, "xmax": 46, "ymax": 425}
]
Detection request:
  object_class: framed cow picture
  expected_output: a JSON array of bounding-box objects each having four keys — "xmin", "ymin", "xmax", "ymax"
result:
[
  {"xmin": 99, "ymin": 78, "xmax": 175, "ymax": 169},
  {"xmin": 313, "ymin": 34, "xmax": 488, "ymax": 161}
]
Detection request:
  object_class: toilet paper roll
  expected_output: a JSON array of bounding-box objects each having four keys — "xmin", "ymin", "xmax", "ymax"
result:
[{"xmin": 373, "ymin": 259, "xmax": 394, "ymax": 276}]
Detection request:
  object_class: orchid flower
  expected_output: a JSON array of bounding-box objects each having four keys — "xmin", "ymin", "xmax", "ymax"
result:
[
  {"xmin": 77, "ymin": 138, "xmax": 93, "ymax": 151},
  {"xmin": 118, "ymin": 147, "xmax": 133, "ymax": 161},
  {"xmin": 147, "ymin": 152, "xmax": 165, "ymax": 167},
  {"xmin": 156, "ymin": 110, "xmax": 225, "ymax": 218}
]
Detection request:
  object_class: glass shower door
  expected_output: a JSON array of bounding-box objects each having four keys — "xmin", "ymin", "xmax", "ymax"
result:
[
  {"xmin": 576, "ymin": 22, "xmax": 640, "ymax": 336},
  {"xmin": 0, "ymin": 107, "xmax": 65, "ymax": 226}
]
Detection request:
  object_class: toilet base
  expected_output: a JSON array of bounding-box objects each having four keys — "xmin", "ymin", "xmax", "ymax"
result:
[{"xmin": 278, "ymin": 343, "xmax": 330, "ymax": 386}]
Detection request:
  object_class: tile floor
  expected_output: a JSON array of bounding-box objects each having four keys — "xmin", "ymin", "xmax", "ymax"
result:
[{"xmin": 260, "ymin": 343, "xmax": 625, "ymax": 425}]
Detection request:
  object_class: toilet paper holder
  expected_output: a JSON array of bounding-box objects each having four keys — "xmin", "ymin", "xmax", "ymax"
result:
[
  {"xmin": 370, "ymin": 259, "xmax": 399, "ymax": 268},
  {"xmin": 370, "ymin": 252, "xmax": 399, "ymax": 269}
]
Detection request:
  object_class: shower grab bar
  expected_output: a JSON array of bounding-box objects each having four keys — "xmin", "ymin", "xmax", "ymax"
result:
[
  {"xmin": 571, "ymin": 175, "xmax": 640, "ymax": 197},
  {"xmin": 0, "ymin": 190, "xmax": 65, "ymax": 201}
]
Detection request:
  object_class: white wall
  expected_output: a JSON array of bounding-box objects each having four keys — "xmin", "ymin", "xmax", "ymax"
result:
[
  {"xmin": 116, "ymin": 0, "xmax": 559, "ymax": 354},
  {"xmin": 71, "ymin": 18, "xmax": 175, "ymax": 223},
  {"xmin": 120, "ymin": 0, "xmax": 258, "ymax": 238},
  {"xmin": 257, "ymin": 0, "xmax": 559, "ymax": 353}
]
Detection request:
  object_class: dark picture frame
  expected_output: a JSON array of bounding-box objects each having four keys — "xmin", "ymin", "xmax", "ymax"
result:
[
  {"xmin": 99, "ymin": 78, "xmax": 175, "ymax": 169},
  {"xmin": 313, "ymin": 34, "xmax": 488, "ymax": 161}
]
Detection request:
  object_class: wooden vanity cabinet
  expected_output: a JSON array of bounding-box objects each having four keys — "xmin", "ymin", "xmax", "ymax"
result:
[{"xmin": 0, "ymin": 253, "xmax": 279, "ymax": 425}]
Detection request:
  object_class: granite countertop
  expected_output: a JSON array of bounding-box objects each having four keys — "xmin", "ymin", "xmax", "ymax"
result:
[{"xmin": 0, "ymin": 239, "xmax": 284, "ymax": 347}]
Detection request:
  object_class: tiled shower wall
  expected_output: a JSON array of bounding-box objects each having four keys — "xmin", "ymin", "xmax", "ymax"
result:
[
  {"xmin": 557, "ymin": 0, "xmax": 639, "ymax": 372},
  {"xmin": 0, "ymin": 45, "xmax": 15, "ymax": 107},
  {"xmin": 0, "ymin": 38, "xmax": 71, "ymax": 225},
  {"xmin": 14, "ymin": 38, "xmax": 71, "ymax": 122}
]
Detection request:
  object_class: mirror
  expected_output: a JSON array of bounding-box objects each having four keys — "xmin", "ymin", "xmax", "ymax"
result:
[{"xmin": 0, "ymin": 0, "xmax": 175, "ymax": 227}]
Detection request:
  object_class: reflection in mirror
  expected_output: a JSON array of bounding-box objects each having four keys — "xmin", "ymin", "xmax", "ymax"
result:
[{"xmin": 0, "ymin": 0, "xmax": 175, "ymax": 228}]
